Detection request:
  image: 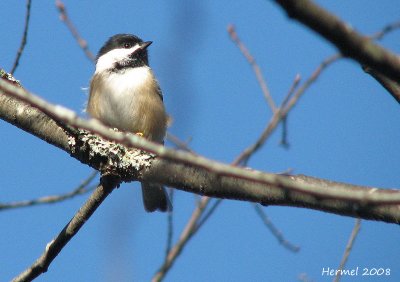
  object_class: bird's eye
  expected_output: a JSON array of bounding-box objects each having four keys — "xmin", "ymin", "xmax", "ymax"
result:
[{"xmin": 124, "ymin": 43, "xmax": 132, "ymax": 48}]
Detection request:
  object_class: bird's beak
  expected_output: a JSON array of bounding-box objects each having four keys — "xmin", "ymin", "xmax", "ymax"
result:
[
  {"xmin": 139, "ymin": 41, "xmax": 152, "ymax": 50},
  {"xmin": 130, "ymin": 41, "xmax": 152, "ymax": 57}
]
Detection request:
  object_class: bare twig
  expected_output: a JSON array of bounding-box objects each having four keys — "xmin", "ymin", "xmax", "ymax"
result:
[
  {"xmin": 164, "ymin": 133, "xmax": 195, "ymax": 260},
  {"xmin": 282, "ymin": 54, "xmax": 341, "ymax": 113},
  {"xmin": 166, "ymin": 133, "xmax": 193, "ymax": 152},
  {"xmin": 369, "ymin": 21, "xmax": 400, "ymax": 41},
  {"xmin": 155, "ymin": 133, "xmax": 214, "ymax": 282},
  {"xmin": 334, "ymin": 219, "xmax": 362, "ymax": 282},
  {"xmin": 153, "ymin": 196, "xmax": 210, "ymax": 282},
  {"xmin": 10, "ymin": 0, "xmax": 32, "ymax": 75},
  {"xmin": 234, "ymin": 53, "xmax": 342, "ymax": 167},
  {"xmin": 0, "ymin": 171, "xmax": 98, "ymax": 210},
  {"xmin": 254, "ymin": 204, "xmax": 300, "ymax": 252},
  {"xmin": 279, "ymin": 74, "xmax": 301, "ymax": 147},
  {"xmin": 55, "ymin": 0, "xmax": 96, "ymax": 62},
  {"xmin": 12, "ymin": 175, "xmax": 120, "ymax": 282},
  {"xmin": 228, "ymin": 24, "xmax": 277, "ymax": 113},
  {"xmin": 281, "ymin": 74, "xmax": 301, "ymax": 108},
  {"xmin": 163, "ymin": 134, "xmax": 194, "ymax": 261},
  {"xmin": 165, "ymin": 188, "xmax": 174, "ymax": 256},
  {"xmin": 196, "ymin": 198, "xmax": 223, "ymax": 230},
  {"xmin": 279, "ymin": 117, "xmax": 290, "ymax": 148}
]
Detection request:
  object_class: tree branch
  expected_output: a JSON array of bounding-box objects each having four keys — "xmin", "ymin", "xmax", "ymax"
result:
[
  {"xmin": 273, "ymin": 0, "xmax": 400, "ymax": 88},
  {"xmin": 1, "ymin": 77, "xmax": 400, "ymax": 224},
  {"xmin": 12, "ymin": 175, "xmax": 120, "ymax": 282}
]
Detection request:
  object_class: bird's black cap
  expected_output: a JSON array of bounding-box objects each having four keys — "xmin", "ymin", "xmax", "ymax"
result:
[{"xmin": 97, "ymin": 34, "xmax": 152, "ymax": 68}]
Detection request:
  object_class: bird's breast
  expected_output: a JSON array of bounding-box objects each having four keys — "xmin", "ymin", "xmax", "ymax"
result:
[{"xmin": 88, "ymin": 67, "xmax": 167, "ymax": 142}]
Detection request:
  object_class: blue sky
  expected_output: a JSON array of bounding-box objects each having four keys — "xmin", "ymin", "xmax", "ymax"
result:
[{"xmin": 1, "ymin": 1, "xmax": 400, "ymax": 281}]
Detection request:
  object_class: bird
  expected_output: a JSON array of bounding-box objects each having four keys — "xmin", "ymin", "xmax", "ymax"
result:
[{"xmin": 86, "ymin": 34, "xmax": 171, "ymax": 212}]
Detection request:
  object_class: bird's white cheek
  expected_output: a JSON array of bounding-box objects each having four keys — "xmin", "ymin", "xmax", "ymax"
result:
[{"xmin": 95, "ymin": 45, "xmax": 142, "ymax": 73}]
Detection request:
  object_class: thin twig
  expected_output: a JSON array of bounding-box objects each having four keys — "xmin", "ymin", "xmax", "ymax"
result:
[
  {"xmin": 196, "ymin": 199, "xmax": 223, "ymax": 230},
  {"xmin": 228, "ymin": 24, "xmax": 277, "ymax": 113},
  {"xmin": 333, "ymin": 219, "xmax": 362, "ymax": 282},
  {"xmin": 153, "ymin": 196, "xmax": 210, "ymax": 282},
  {"xmin": 254, "ymin": 204, "xmax": 300, "ymax": 252},
  {"xmin": 369, "ymin": 21, "xmax": 400, "ymax": 41},
  {"xmin": 279, "ymin": 117, "xmax": 290, "ymax": 148},
  {"xmin": 165, "ymin": 188, "xmax": 174, "ymax": 256},
  {"xmin": 281, "ymin": 74, "xmax": 301, "ymax": 108},
  {"xmin": 12, "ymin": 175, "xmax": 120, "ymax": 282},
  {"xmin": 280, "ymin": 74, "xmax": 301, "ymax": 147},
  {"xmin": 166, "ymin": 133, "xmax": 193, "ymax": 152},
  {"xmin": 155, "ymin": 133, "xmax": 214, "ymax": 281},
  {"xmin": 281, "ymin": 54, "xmax": 341, "ymax": 118},
  {"xmin": 55, "ymin": 0, "xmax": 96, "ymax": 62},
  {"xmin": 0, "ymin": 171, "xmax": 98, "ymax": 210},
  {"xmin": 234, "ymin": 53, "xmax": 342, "ymax": 167},
  {"xmin": 163, "ymin": 134, "xmax": 194, "ymax": 259},
  {"xmin": 10, "ymin": 0, "xmax": 32, "ymax": 75}
]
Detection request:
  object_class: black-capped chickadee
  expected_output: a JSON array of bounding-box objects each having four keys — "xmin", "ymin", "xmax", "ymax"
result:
[{"xmin": 87, "ymin": 34, "xmax": 171, "ymax": 212}]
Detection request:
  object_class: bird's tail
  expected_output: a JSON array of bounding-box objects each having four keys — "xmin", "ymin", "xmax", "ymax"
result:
[{"xmin": 141, "ymin": 182, "xmax": 171, "ymax": 212}]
